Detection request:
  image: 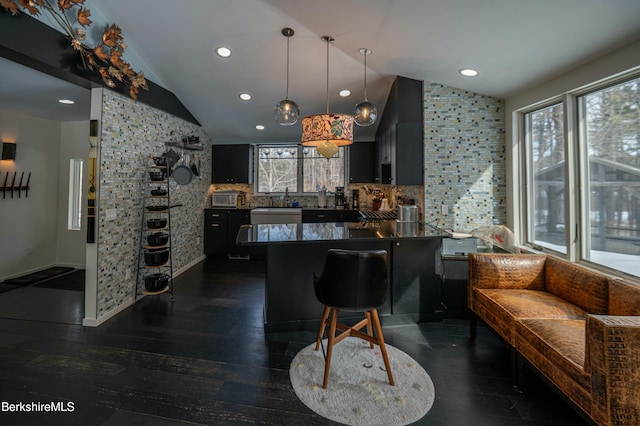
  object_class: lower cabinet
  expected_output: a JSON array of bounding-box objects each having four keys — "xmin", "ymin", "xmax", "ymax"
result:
[
  {"xmin": 204, "ymin": 209, "xmax": 250, "ymax": 258},
  {"xmin": 227, "ymin": 210, "xmax": 250, "ymax": 257},
  {"xmin": 302, "ymin": 209, "xmax": 360, "ymax": 223},
  {"xmin": 440, "ymin": 256, "xmax": 469, "ymax": 318},
  {"xmin": 391, "ymin": 238, "xmax": 442, "ymax": 320}
]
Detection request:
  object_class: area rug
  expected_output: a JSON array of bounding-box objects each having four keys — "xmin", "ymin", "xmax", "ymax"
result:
[
  {"xmin": 289, "ymin": 337, "xmax": 435, "ymax": 426},
  {"xmin": 34, "ymin": 270, "xmax": 85, "ymax": 291},
  {"xmin": 3, "ymin": 266, "xmax": 74, "ymax": 286}
]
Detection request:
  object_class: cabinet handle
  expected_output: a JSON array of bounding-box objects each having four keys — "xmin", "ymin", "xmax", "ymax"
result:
[
  {"xmin": 395, "ymin": 242, "xmax": 400, "ymax": 246},
  {"xmin": 317, "ymin": 214, "xmax": 325, "ymax": 218},
  {"xmin": 211, "ymin": 224, "xmax": 220, "ymax": 227}
]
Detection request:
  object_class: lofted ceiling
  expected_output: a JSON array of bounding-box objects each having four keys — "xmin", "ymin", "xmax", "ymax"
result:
[{"xmin": 3, "ymin": 0, "xmax": 640, "ymax": 144}]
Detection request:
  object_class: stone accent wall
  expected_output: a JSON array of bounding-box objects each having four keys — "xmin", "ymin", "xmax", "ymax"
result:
[
  {"xmin": 423, "ymin": 82, "xmax": 505, "ymax": 232},
  {"xmin": 97, "ymin": 90, "xmax": 211, "ymax": 318}
]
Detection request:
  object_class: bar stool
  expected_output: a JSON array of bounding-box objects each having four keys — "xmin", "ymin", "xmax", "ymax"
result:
[{"xmin": 313, "ymin": 249, "xmax": 394, "ymax": 389}]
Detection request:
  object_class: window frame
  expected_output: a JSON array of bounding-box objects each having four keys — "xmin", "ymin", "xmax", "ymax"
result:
[
  {"xmin": 67, "ymin": 158, "xmax": 84, "ymax": 231},
  {"xmin": 254, "ymin": 144, "xmax": 348, "ymax": 195},
  {"xmin": 517, "ymin": 71, "xmax": 640, "ymax": 278}
]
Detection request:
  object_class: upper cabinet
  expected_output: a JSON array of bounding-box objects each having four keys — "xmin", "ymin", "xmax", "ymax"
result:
[
  {"xmin": 211, "ymin": 144, "xmax": 253, "ymax": 184},
  {"xmin": 349, "ymin": 141, "xmax": 376, "ymax": 183},
  {"xmin": 375, "ymin": 76, "xmax": 424, "ymax": 185}
]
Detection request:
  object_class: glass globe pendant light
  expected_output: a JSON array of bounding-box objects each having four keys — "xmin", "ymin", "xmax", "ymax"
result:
[
  {"xmin": 353, "ymin": 48, "xmax": 377, "ymax": 127},
  {"xmin": 274, "ymin": 28, "xmax": 300, "ymax": 126}
]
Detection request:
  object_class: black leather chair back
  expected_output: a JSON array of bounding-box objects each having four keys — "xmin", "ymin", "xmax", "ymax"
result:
[{"xmin": 314, "ymin": 249, "xmax": 388, "ymax": 312}]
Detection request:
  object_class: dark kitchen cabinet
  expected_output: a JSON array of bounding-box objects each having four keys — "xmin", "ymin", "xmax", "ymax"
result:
[
  {"xmin": 204, "ymin": 208, "xmax": 251, "ymax": 258},
  {"xmin": 395, "ymin": 121, "xmax": 424, "ymax": 184},
  {"xmin": 302, "ymin": 209, "xmax": 337, "ymax": 223},
  {"xmin": 204, "ymin": 209, "xmax": 228, "ymax": 256},
  {"xmin": 302, "ymin": 209, "xmax": 360, "ymax": 223},
  {"xmin": 211, "ymin": 144, "xmax": 253, "ymax": 184},
  {"xmin": 227, "ymin": 209, "xmax": 250, "ymax": 257},
  {"xmin": 349, "ymin": 141, "xmax": 376, "ymax": 183},
  {"xmin": 440, "ymin": 256, "xmax": 470, "ymax": 319},
  {"xmin": 375, "ymin": 76, "xmax": 424, "ymax": 185},
  {"xmin": 391, "ymin": 238, "xmax": 441, "ymax": 319}
]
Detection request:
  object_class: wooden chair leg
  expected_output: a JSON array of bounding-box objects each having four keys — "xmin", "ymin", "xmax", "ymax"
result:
[
  {"xmin": 315, "ymin": 306, "xmax": 330, "ymax": 351},
  {"xmin": 364, "ymin": 311, "xmax": 374, "ymax": 348},
  {"xmin": 323, "ymin": 308, "xmax": 338, "ymax": 389},
  {"xmin": 371, "ymin": 309, "xmax": 394, "ymax": 386}
]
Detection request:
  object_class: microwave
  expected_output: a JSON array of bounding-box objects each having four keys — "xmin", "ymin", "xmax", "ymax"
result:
[{"xmin": 211, "ymin": 190, "xmax": 242, "ymax": 208}]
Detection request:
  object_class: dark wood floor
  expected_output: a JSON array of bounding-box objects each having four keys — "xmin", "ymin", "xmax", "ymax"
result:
[{"xmin": 0, "ymin": 258, "xmax": 589, "ymax": 425}]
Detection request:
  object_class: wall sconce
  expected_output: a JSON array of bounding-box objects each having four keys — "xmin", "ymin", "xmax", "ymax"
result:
[{"xmin": 2, "ymin": 142, "xmax": 16, "ymax": 161}]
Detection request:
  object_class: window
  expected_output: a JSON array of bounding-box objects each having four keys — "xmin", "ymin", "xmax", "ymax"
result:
[
  {"xmin": 580, "ymin": 79, "xmax": 640, "ymax": 274},
  {"xmin": 256, "ymin": 145, "xmax": 346, "ymax": 193},
  {"xmin": 525, "ymin": 103, "xmax": 566, "ymax": 253},
  {"xmin": 520, "ymin": 74, "xmax": 640, "ymax": 277},
  {"xmin": 68, "ymin": 158, "xmax": 83, "ymax": 230}
]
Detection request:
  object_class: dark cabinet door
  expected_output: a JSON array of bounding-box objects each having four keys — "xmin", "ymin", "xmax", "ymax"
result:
[
  {"xmin": 440, "ymin": 257, "xmax": 469, "ymax": 318},
  {"xmin": 392, "ymin": 239, "xmax": 441, "ymax": 318},
  {"xmin": 211, "ymin": 144, "xmax": 252, "ymax": 183},
  {"xmin": 349, "ymin": 142, "xmax": 375, "ymax": 183},
  {"xmin": 374, "ymin": 76, "xmax": 424, "ymax": 185},
  {"xmin": 396, "ymin": 122, "xmax": 423, "ymax": 185},
  {"xmin": 227, "ymin": 210, "xmax": 250, "ymax": 257},
  {"xmin": 204, "ymin": 209, "xmax": 228, "ymax": 256}
]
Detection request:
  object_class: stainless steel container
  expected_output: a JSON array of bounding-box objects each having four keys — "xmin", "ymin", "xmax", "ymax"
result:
[
  {"xmin": 398, "ymin": 205, "xmax": 418, "ymax": 222},
  {"xmin": 396, "ymin": 221, "xmax": 418, "ymax": 237}
]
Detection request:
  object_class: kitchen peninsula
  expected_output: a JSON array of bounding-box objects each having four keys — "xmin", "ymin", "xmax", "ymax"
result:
[{"xmin": 237, "ymin": 221, "xmax": 455, "ymax": 332}]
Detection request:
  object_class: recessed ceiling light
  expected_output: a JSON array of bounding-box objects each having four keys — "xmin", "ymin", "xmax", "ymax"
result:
[
  {"xmin": 459, "ymin": 68, "xmax": 479, "ymax": 77},
  {"xmin": 339, "ymin": 89, "xmax": 351, "ymax": 97},
  {"xmin": 255, "ymin": 125, "xmax": 265, "ymax": 130},
  {"xmin": 239, "ymin": 93, "xmax": 252, "ymax": 101},
  {"xmin": 58, "ymin": 99, "xmax": 75, "ymax": 104},
  {"xmin": 216, "ymin": 46, "xmax": 232, "ymax": 58}
]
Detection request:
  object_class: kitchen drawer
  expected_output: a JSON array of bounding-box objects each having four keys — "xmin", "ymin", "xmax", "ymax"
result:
[
  {"xmin": 302, "ymin": 210, "xmax": 338, "ymax": 223},
  {"xmin": 302, "ymin": 209, "xmax": 360, "ymax": 223}
]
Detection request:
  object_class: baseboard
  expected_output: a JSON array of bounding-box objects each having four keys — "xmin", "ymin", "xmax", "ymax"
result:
[
  {"xmin": 0, "ymin": 263, "xmax": 55, "ymax": 282},
  {"xmin": 83, "ymin": 297, "xmax": 135, "ymax": 327},
  {"xmin": 55, "ymin": 262, "xmax": 85, "ymax": 270},
  {"xmin": 172, "ymin": 255, "xmax": 206, "ymax": 278},
  {"xmin": 82, "ymin": 255, "xmax": 206, "ymax": 327}
]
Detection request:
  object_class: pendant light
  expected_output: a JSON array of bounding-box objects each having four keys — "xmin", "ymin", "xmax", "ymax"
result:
[
  {"xmin": 274, "ymin": 28, "xmax": 300, "ymax": 126},
  {"xmin": 354, "ymin": 48, "xmax": 377, "ymax": 127},
  {"xmin": 301, "ymin": 35, "xmax": 354, "ymax": 159}
]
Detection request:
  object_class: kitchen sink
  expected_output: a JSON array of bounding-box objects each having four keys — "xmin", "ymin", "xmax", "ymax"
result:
[{"xmin": 250, "ymin": 208, "xmax": 302, "ymax": 224}]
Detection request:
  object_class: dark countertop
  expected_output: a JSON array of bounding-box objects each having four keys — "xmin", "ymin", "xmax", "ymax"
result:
[{"xmin": 237, "ymin": 221, "xmax": 448, "ymax": 245}]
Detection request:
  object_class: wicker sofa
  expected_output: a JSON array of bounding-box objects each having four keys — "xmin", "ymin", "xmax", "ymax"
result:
[{"xmin": 468, "ymin": 253, "xmax": 640, "ymax": 426}]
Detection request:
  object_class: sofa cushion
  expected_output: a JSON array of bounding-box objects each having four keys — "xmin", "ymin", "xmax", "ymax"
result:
[
  {"xmin": 474, "ymin": 288, "xmax": 587, "ymax": 344},
  {"xmin": 609, "ymin": 279, "xmax": 640, "ymax": 315},
  {"xmin": 469, "ymin": 253, "xmax": 546, "ymax": 291},
  {"xmin": 516, "ymin": 319, "xmax": 591, "ymax": 404},
  {"xmin": 544, "ymin": 256, "xmax": 609, "ymax": 314}
]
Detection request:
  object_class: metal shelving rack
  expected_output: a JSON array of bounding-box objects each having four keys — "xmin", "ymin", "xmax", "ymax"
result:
[{"xmin": 136, "ymin": 156, "xmax": 175, "ymax": 300}]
